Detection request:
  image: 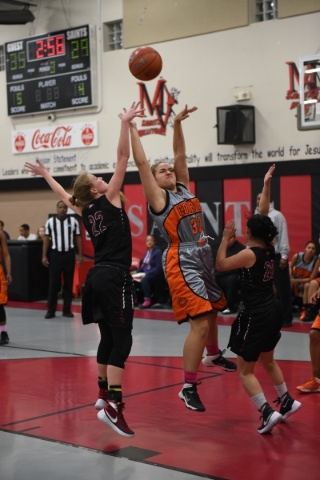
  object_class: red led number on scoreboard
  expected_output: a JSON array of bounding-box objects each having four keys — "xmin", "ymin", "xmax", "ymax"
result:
[{"xmin": 35, "ymin": 35, "xmax": 65, "ymax": 59}]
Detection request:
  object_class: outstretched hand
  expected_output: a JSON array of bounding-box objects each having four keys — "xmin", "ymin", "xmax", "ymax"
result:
[
  {"xmin": 264, "ymin": 163, "xmax": 276, "ymax": 186},
  {"xmin": 174, "ymin": 105, "xmax": 198, "ymax": 123},
  {"xmin": 24, "ymin": 159, "xmax": 48, "ymax": 177},
  {"xmin": 118, "ymin": 102, "xmax": 145, "ymax": 122},
  {"xmin": 222, "ymin": 219, "xmax": 236, "ymax": 241}
]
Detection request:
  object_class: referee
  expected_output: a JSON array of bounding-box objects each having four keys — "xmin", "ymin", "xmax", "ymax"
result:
[{"xmin": 43, "ymin": 200, "xmax": 83, "ymax": 319}]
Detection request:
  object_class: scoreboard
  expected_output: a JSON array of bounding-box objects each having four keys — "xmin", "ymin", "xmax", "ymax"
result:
[{"xmin": 5, "ymin": 24, "xmax": 97, "ymax": 116}]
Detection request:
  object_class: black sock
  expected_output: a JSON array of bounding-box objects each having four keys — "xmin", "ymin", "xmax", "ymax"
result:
[
  {"xmin": 98, "ymin": 377, "xmax": 108, "ymax": 390},
  {"xmin": 107, "ymin": 385, "xmax": 122, "ymax": 404}
]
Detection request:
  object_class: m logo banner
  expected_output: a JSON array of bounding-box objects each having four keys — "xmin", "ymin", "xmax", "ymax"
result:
[
  {"xmin": 136, "ymin": 78, "xmax": 179, "ymax": 137},
  {"xmin": 12, "ymin": 122, "xmax": 98, "ymax": 154}
]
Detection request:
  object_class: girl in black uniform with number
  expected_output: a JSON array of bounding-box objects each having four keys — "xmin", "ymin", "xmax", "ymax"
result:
[
  {"xmin": 25, "ymin": 103, "xmax": 145, "ymax": 438},
  {"xmin": 216, "ymin": 165, "xmax": 301, "ymax": 434}
]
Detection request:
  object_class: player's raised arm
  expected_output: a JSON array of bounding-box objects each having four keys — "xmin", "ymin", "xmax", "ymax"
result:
[
  {"xmin": 173, "ymin": 105, "xmax": 197, "ymax": 188},
  {"xmin": 258, "ymin": 163, "xmax": 276, "ymax": 215},
  {"xmin": 107, "ymin": 103, "xmax": 145, "ymax": 203},
  {"xmin": 130, "ymin": 122, "xmax": 166, "ymax": 213},
  {"xmin": 24, "ymin": 160, "xmax": 83, "ymax": 216}
]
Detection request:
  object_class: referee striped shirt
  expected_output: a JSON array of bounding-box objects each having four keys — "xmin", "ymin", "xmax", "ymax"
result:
[{"xmin": 45, "ymin": 216, "xmax": 80, "ymax": 252}]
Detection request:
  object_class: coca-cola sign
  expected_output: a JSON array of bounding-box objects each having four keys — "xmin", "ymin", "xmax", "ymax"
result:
[
  {"xmin": 14, "ymin": 134, "xmax": 26, "ymax": 152},
  {"xmin": 12, "ymin": 122, "xmax": 98, "ymax": 154}
]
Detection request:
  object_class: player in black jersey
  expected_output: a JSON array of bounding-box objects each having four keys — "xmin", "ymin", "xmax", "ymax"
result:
[
  {"xmin": 216, "ymin": 164, "xmax": 301, "ymax": 434},
  {"xmin": 24, "ymin": 103, "xmax": 145, "ymax": 438}
]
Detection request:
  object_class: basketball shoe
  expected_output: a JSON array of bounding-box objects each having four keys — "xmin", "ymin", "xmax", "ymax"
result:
[
  {"xmin": 0, "ymin": 331, "xmax": 9, "ymax": 345},
  {"xmin": 97, "ymin": 401, "xmax": 134, "ymax": 437},
  {"xmin": 273, "ymin": 392, "xmax": 301, "ymax": 420},
  {"xmin": 202, "ymin": 349, "xmax": 237, "ymax": 372},
  {"xmin": 178, "ymin": 383, "xmax": 205, "ymax": 412},
  {"xmin": 299, "ymin": 310, "xmax": 307, "ymax": 321},
  {"xmin": 296, "ymin": 377, "xmax": 320, "ymax": 393},
  {"xmin": 258, "ymin": 403, "xmax": 282, "ymax": 434},
  {"xmin": 94, "ymin": 389, "xmax": 107, "ymax": 410}
]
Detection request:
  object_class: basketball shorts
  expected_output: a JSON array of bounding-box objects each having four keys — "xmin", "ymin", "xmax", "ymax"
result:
[
  {"xmin": 311, "ymin": 315, "xmax": 320, "ymax": 331},
  {"xmin": 81, "ymin": 264, "xmax": 134, "ymax": 330},
  {"xmin": 163, "ymin": 242, "xmax": 226, "ymax": 323},
  {"xmin": 228, "ymin": 300, "xmax": 283, "ymax": 362},
  {"xmin": 0, "ymin": 264, "xmax": 8, "ymax": 305}
]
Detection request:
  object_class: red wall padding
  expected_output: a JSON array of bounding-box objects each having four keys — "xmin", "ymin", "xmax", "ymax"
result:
[
  {"xmin": 280, "ymin": 175, "xmax": 312, "ymax": 260},
  {"xmin": 124, "ymin": 184, "xmax": 148, "ymax": 261}
]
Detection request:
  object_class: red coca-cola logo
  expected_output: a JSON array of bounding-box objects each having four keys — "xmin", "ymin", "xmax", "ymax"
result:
[
  {"xmin": 81, "ymin": 127, "xmax": 94, "ymax": 146},
  {"xmin": 14, "ymin": 134, "xmax": 25, "ymax": 152},
  {"xmin": 31, "ymin": 126, "xmax": 72, "ymax": 150}
]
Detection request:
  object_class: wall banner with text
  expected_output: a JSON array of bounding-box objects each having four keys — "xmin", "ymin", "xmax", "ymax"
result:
[{"xmin": 11, "ymin": 121, "xmax": 98, "ymax": 154}]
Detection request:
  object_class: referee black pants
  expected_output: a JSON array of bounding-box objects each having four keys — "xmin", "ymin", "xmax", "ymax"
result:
[{"xmin": 47, "ymin": 249, "xmax": 75, "ymax": 314}]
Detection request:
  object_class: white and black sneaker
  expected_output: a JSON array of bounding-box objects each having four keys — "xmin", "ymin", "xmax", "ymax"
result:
[
  {"xmin": 274, "ymin": 392, "xmax": 301, "ymax": 421},
  {"xmin": 258, "ymin": 402, "xmax": 282, "ymax": 434},
  {"xmin": 202, "ymin": 349, "xmax": 237, "ymax": 372},
  {"xmin": 178, "ymin": 383, "xmax": 205, "ymax": 412}
]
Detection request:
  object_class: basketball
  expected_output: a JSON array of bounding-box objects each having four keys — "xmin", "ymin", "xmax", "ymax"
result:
[{"xmin": 128, "ymin": 46, "xmax": 162, "ymax": 81}]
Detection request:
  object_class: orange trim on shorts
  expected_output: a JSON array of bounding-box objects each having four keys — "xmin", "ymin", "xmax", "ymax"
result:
[
  {"xmin": 211, "ymin": 293, "xmax": 227, "ymax": 312},
  {"xmin": 0, "ymin": 265, "xmax": 8, "ymax": 304},
  {"xmin": 292, "ymin": 267, "xmax": 311, "ymax": 279},
  {"xmin": 165, "ymin": 248, "xmax": 225, "ymax": 323},
  {"xmin": 311, "ymin": 315, "xmax": 320, "ymax": 330}
]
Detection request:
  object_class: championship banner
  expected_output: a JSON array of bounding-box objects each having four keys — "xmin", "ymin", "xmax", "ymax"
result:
[{"xmin": 11, "ymin": 121, "xmax": 98, "ymax": 154}]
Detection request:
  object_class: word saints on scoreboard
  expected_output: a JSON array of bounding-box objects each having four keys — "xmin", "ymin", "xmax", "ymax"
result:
[{"xmin": 5, "ymin": 24, "xmax": 97, "ymax": 116}]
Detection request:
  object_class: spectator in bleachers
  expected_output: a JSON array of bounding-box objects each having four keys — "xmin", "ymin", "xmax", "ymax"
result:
[
  {"xmin": 17, "ymin": 224, "xmax": 37, "ymax": 240},
  {"xmin": 36, "ymin": 226, "xmax": 46, "ymax": 240},
  {"xmin": 132, "ymin": 234, "xmax": 163, "ymax": 308},
  {"xmin": 290, "ymin": 240, "xmax": 319, "ymax": 321}
]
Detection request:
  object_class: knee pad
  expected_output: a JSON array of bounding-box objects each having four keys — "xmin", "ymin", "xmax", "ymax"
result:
[
  {"xmin": 108, "ymin": 330, "xmax": 132, "ymax": 369},
  {"xmin": 97, "ymin": 325, "xmax": 113, "ymax": 365}
]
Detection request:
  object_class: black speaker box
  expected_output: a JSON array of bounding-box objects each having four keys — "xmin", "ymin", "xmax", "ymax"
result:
[{"xmin": 216, "ymin": 105, "xmax": 255, "ymax": 145}]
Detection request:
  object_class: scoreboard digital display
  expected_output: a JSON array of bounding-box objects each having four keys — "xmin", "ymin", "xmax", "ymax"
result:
[{"xmin": 5, "ymin": 24, "xmax": 96, "ymax": 116}]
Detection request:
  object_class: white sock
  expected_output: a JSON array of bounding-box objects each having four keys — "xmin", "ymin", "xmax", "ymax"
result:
[
  {"xmin": 315, "ymin": 377, "xmax": 320, "ymax": 384},
  {"xmin": 251, "ymin": 393, "xmax": 267, "ymax": 411},
  {"xmin": 274, "ymin": 382, "xmax": 287, "ymax": 398},
  {"xmin": 0, "ymin": 325, "xmax": 7, "ymax": 332}
]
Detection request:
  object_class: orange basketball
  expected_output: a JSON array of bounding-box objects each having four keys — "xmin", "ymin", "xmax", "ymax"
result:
[{"xmin": 128, "ymin": 46, "xmax": 162, "ymax": 81}]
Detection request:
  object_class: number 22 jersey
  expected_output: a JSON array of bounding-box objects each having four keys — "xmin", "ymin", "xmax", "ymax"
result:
[{"xmin": 82, "ymin": 195, "xmax": 132, "ymax": 268}]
